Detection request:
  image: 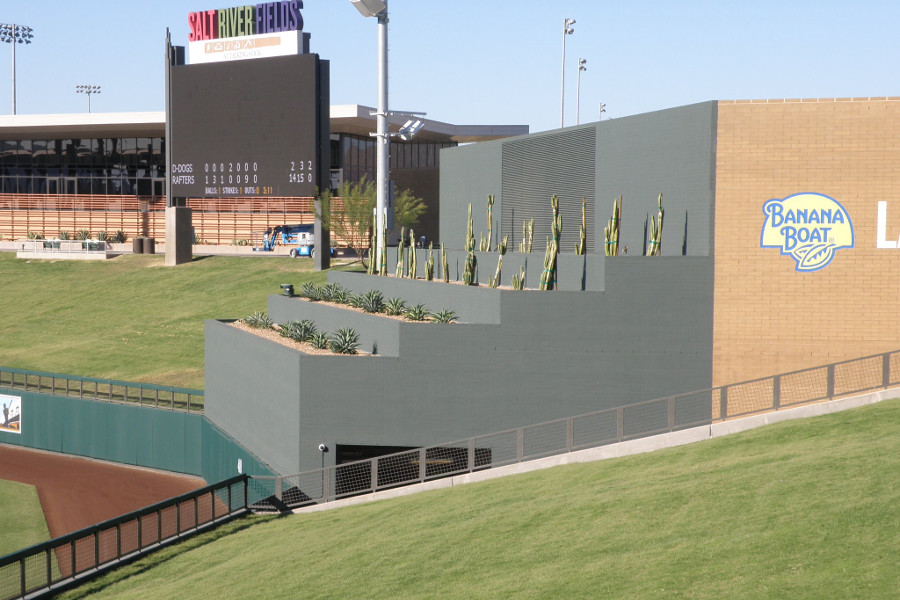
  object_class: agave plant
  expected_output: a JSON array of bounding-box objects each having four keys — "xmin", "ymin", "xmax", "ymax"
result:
[
  {"xmin": 347, "ymin": 293, "xmax": 364, "ymax": 309},
  {"xmin": 58, "ymin": 230, "xmax": 70, "ymax": 241},
  {"xmin": 309, "ymin": 331, "xmax": 330, "ymax": 350},
  {"xmin": 430, "ymin": 309, "xmax": 458, "ymax": 324},
  {"xmin": 97, "ymin": 231, "xmax": 109, "ymax": 242},
  {"xmin": 405, "ymin": 303, "xmax": 429, "ymax": 321},
  {"xmin": 300, "ymin": 282, "xmax": 322, "ymax": 301},
  {"xmin": 358, "ymin": 289, "xmax": 385, "ymax": 313},
  {"xmin": 321, "ymin": 283, "xmax": 346, "ymax": 302},
  {"xmin": 385, "ymin": 297, "xmax": 407, "ymax": 316},
  {"xmin": 243, "ymin": 311, "xmax": 273, "ymax": 329},
  {"xmin": 280, "ymin": 319, "xmax": 317, "ymax": 342},
  {"xmin": 329, "ymin": 327, "xmax": 361, "ymax": 355},
  {"xmin": 76, "ymin": 229, "xmax": 91, "ymax": 241}
]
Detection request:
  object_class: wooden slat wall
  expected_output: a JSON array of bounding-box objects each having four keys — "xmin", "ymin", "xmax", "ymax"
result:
[{"xmin": 0, "ymin": 194, "xmax": 351, "ymax": 247}]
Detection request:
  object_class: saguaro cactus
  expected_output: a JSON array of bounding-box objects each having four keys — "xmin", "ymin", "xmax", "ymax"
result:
[
  {"xmin": 604, "ymin": 195, "xmax": 622, "ymax": 257},
  {"xmin": 486, "ymin": 194, "xmax": 495, "ymax": 252},
  {"xmin": 519, "ymin": 218, "xmax": 535, "ymax": 253},
  {"xmin": 396, "ymin": 227, "xmax": 405, "ymax": 277},
  {"xmin": 463, "ymin": 203, "xmax": 478, "ymax": 285},
  {"xmin": 408, "ymin": 229, "xmax": 417, "ymax": 279},
  {"xmin": 425, "ymin": 242, "xmax": 435, "ymax": 281},
  {"xmin": 647, "ymin": 193, "xmax": 664, "ymax": 256},
  {"xmin": 576, "ymin": 197, "xmax": 587, "ymax": 255}
]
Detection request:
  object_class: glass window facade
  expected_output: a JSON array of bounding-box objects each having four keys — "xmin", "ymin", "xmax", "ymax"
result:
[
  {"xmin": 1, "ymin": 133, "xmax": 454, "ymax": 196},
  {"xmin": 337, "ymin": 133, "xmax": 456, "ymax": 183},
  {"xmin": 0, "ymin": 137, "xmax": 166, "ymax": 196}
]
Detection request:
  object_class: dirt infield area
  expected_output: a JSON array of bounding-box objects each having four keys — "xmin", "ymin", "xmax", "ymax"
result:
[{"xmin": 0, "ymin": 444, "xmax": 205, "ymax": 539}]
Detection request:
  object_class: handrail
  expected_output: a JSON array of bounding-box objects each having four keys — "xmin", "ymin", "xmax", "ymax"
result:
[
  {"xmin": 0, "ymin": 366, "xmax": 204, "ymax": 413},
  {"xmin": 251, "ymin": 348, "xmax": 900, "ymax": 510},
  {"xmin": 0, "ymin": 475, "xmax": 249, "ymax": 600}
]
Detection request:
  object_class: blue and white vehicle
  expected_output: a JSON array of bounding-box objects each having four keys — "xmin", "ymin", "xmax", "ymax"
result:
[{"xmin": 257, "ymin": 224, "xmax": 335, "ymax": 258}]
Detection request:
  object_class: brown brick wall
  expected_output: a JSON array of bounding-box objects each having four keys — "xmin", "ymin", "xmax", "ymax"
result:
[{"xmin": 713, "ymin": 98, "xmax": 900, "ymax": 386}]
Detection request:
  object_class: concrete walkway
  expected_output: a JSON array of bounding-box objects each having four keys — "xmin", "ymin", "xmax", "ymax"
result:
[{"xmin": 295, "ymin": 386, "xmax": 899, "ymax": 514}]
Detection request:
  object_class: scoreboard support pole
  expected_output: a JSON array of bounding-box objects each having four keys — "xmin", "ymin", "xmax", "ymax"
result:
[{"xmin": 164, "ymin": 32, "xmax": 193, "ymax": 266}]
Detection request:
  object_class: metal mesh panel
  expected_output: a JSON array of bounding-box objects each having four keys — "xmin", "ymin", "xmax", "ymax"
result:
[
  {"xmin": 890, "ymin": 352, "xmax": 900, "ymax": 386},
  {"xmin": 282, "ymin": 472, "xmax": 322, "ymax": 505},
  {"xmin": 196, "ymin": 492, "xmax": 215, "ymax": 525},
  {"xmin": 473, "ymin": 431, "xmax": 517, "ymax": 467},
  {"xmin": 377, "ymin": 450, "xmax": 421, "ymax": 489},
  {"xmin": 722, "ymin": 378, "xmax": 774, "ymax": 417},
  {"xmin": 623, "ymin": 399, "xmax": 668, "ymax": 438},
  {"xmin": 572, "ymin": 409, "xmax": 619, "ymax": 449},
  {"xmin": 96, "ymin": 528, "xmax": 119, "ymax": 567},
  {"xmin": 674, "ymin": 390, "xmax": 714, "ymax": 428},
  {"xmin": 72, "ymin": 534, "xmax": 96, "ymax": 575},
  {"xmin": 0, "ymin": 561, "xmax": 20, "ymax": 600},
  {"xmin": 425, "ymin": 444, "xmax": 469, "ymax": 479},
  {"xmin": 159, "ymin": 505, "xmax": 178, "ymax": 540},
  {"xmin": 780, "ymin": 367, "xmax": 828, "ymax": 406},
  {"xmin": 119, "ymin": 518, "xmax": 139, "ymax": 556},
  {"xmin": 140, "ymin": 513, "xmax": 159, "ymax": 548},
  {"xmin": 21, "ymin": 551, "xmax": 47, "ymax": 596},
  {"xmin": 834, "ymin": 356, "xmax": 881, "ymax": 396},
  {"xmin": 335, "ymin": 461, "xmax": 372, "ymax": 498},
  {"xmin": 522, "ymin": 419, "xmax": 568, "ymax": 459}
]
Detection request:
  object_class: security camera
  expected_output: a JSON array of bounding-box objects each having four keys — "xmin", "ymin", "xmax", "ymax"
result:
[{"xmin": 318, "ymin": 443, "xmax": 328, "ymax": 452}]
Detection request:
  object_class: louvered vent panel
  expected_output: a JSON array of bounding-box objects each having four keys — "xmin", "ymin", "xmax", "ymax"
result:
[{"xmin": 501, "ymin": 128, "xmax": 596, "ymax": 252}]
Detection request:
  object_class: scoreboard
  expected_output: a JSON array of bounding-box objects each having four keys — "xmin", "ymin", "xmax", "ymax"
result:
[{"xmin": 169, "ymin": 53, "xmax": 328, "ymax": 198}]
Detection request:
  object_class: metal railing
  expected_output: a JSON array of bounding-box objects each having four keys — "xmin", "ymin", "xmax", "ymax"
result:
[
  {"xmin": 252, "ymin": 348, "xmax": 900, "ymax": 510},
  {"xmin": 0, "ymin": 366, "xmax": 204, "ymax": 413},
  {"xmin": 0, "ymin": 475, "xmax": 249, "ymax": 600}
]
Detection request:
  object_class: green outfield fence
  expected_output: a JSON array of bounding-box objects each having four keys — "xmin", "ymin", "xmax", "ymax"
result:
[
  {"xmin": 0, "ymin": 475, "xmax": 249, "ymax": 600},
  {"xmin": 0, "ymin": 367, "xmax": 203, "ymax": 413}
]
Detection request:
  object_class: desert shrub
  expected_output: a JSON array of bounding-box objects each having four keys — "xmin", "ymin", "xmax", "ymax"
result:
[
  {"xmin": 405, "ymin": 303, "xmax": 429, "ymax": 321},
  {"xmin": 301, "ymin": 282, "xmax": 322, "ymax": 301},
  {"xmin": 384, "ymin": 297, "xmax": 407, "ymax": 316},
  {"xmin": 243, "ymin": 311, "xmax": 273, "ymax": 329},
  {"xmin": 358, "ymin": 290, "xmax": 385, "ymax": 313},
  {"xmin": 430, "ymin": 309, "xmax": 458, "ymax": 324},
  {"xmin": 309, "ymin": 331, "xmax": 330, "ymax": 349},
  {"xmin": 329, "ymin": 327, "xmax": 360, "ymax": 355},
  {"xmin": 280, "ymin": 319, "xmax": 317, "ymax": 342}
]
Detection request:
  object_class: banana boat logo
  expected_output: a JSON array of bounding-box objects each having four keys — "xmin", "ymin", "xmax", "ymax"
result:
[{"xmin": 761, "ymin": 193, "xmax": 853, "ymax": 271}]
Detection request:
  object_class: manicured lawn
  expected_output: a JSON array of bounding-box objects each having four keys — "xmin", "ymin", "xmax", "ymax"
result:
[
  {"xmin": 56, "ymin": 398, "xmax": 900, "ymax": 599},
  {"xmin": 0, "ymin": 479, "xmax": 51, "ymax": 557},
  {"xmin": 0, "ymin": 253, "xmax": 335, "ymax": 389}
]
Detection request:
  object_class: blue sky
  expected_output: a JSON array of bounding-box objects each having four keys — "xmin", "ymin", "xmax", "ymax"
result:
[{"xmin": 0, "ymin": 0, "xmax": 897, "ymax": 132}]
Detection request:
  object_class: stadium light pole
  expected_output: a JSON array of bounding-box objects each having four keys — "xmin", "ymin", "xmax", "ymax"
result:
[
  {"xmin": 351, "ymin": 0, "xmax": 389, "ymax": 266},
  {"xmin": 559, "ymin": 18, "xmax": 575, "ymax": 128},
  {"xmin": 576, "ymin": 58, "xmax": 587, "ymax": 125},
  {"xmin": 0, "ymin": 23, "xmax": 34, "ymax": 115},
  {"xmin": 75, "ymin": 84, "xmax": 101, "ymax": 113}
]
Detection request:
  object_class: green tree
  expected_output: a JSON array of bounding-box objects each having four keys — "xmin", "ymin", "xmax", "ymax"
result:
[{"xmin": 316, "ymin": 176, "xmax": 427, "ymax": 267}]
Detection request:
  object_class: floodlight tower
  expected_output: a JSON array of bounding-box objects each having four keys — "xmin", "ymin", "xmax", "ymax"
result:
[
  {"xmin": 576, "ymin": 58, "xmax": 587, "ymax": 125},
  {"xmin": 351, "ymin": 0, "xmax": 390, "ymax": 264},
  {"xmin": 0, "ymin": 23, "xmax": 34, "ymax": 115},
  {"xmin": 75, "ymin": 84, "xmax": 101, "ymax": 113},
  {"xmin": 559, "ymin": 18, "xmax": 575, "ymax": 128}
]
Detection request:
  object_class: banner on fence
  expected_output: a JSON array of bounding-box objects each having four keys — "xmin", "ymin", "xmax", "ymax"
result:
[{"xmin": 0, "ymin": 394, "xmax": 21, "ymax": 434}]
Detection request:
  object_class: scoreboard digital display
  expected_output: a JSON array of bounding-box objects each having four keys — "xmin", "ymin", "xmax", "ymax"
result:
[{"xmin": 169, "ymin": 53, "xmax": 328, "ymax": 198}]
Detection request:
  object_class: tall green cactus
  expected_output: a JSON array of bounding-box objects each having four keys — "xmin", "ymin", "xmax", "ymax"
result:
[
  {"xmin": 441, "ymin": 242, "xmax": 449, "ymax": 283},
  {"xmin": 490, "ymin": 254, "xmax": 503, "ymax": 288},
  {"xmin": 463, "ymin": 203, "xmax": 477, "ymax": 285},
  {"xmin": 396, "ymin": 227, "xmax": 405, "ymax": 277},
  {"xmin": 425, "ymin": 242, "xmax": 435, "ymax": 281},
  {"xmin": 576, "ymin": 197, "xmax": 587, "ymax": 255},
  {"xmin": 604, "ymin": 195, "xmax": 622, "ymax": 257},
  {"xmin": 497, "ymin": 234, "xmax": 509, "ymax": 255},
  {"xmin": 486, "ymin": 194, "xmax": 495, "ymax": 252},
  {"xmin": 647, "ymin": 193, "xmax": 664, "ymax": 256},
  {"xmin": 367, "ymin": 225, "xmax": 376, "ymax": 274},
  {"xmin": 511, "ymin": 266, "xmax": 526, "ymax": 290},
  {"xmin": 408, "ymin": 229, "xmax": 417, "ymax": 279},
  {"xmin": 518, "ymin": 218, "xmax": 535, "ymax": 253}
]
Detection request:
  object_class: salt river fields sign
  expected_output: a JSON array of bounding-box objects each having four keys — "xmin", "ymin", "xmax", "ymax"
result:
[{"xmin": 187, "ymin": 2, "xmax": 305, "ymax": 63}]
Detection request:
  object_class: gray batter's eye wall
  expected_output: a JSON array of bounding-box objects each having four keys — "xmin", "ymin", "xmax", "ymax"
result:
[
  {"xmin": 440, "ymin": 101, "xmax": 717, "ymax": 257},
  {"xmin": 204, "ymin": 257, "xmax": 714, "ymax": 476}
]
